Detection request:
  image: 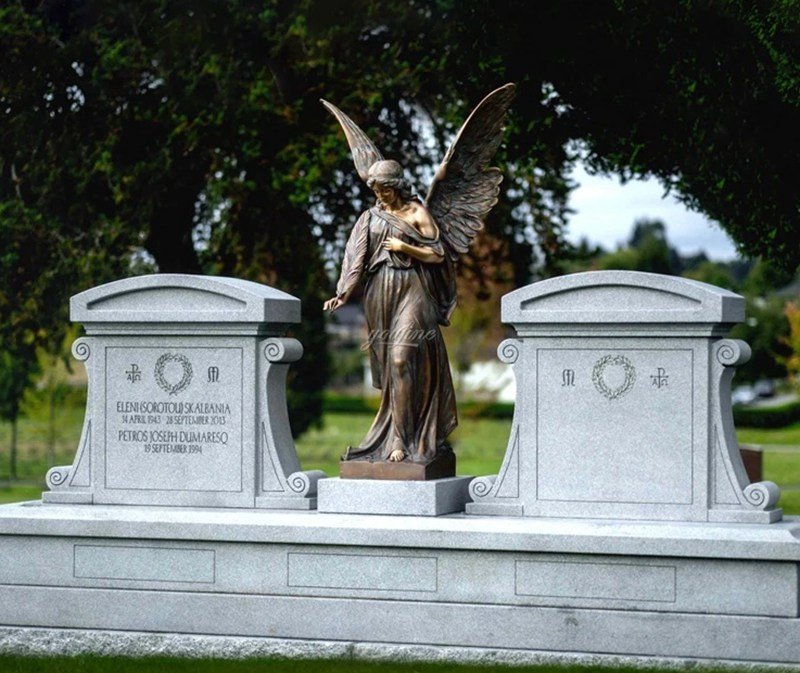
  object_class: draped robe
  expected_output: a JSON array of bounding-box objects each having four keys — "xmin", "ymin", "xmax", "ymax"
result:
[{"xmin": 335, "ymin": 205, "xmax": 458, "ymax": 463}]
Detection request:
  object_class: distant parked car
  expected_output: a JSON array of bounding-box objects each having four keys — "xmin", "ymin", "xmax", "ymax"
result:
[
  {"xmin": 732, "ymin": 385, "xmax": 756, "ymax": 406},
  {"xmin": 753, "ymin": 378, "xmax": 776, "ymax": 398}
]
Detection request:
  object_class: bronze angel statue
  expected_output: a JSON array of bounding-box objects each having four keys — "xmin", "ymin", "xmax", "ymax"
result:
[{"xmin": 322, "ymin": 84, "xmax": 516, "ymax": 479}]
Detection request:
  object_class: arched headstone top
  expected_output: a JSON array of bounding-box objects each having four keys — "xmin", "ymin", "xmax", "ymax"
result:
[
  {"xmin": 502, "ymin": 271, "xmax": 743, "ymax": 336},
  {"xmin": 71, "ymin": 274, "xmax": 300, "ymax": 334},
  {"xmin": 45, "ymin": 273, "xmax": 317, "ymax": 509}
]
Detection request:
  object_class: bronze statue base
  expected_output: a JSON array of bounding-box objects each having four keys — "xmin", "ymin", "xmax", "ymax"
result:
[{"xmin": 340, "ymin": 451, "xmax": 455, "ymax": 481}]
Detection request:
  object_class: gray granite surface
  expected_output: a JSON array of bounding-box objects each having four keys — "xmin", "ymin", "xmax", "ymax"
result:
[
  {"xmin": 317, "ymin": 476, "xmax": 472, "ymax": 515},
  {"xmin": 71, "ymin": 274, "xmax": 300, "ymax": 330},
  {"xmin": 2, "ymin": 502, "xmax": 800, "ymax": 561},
  {"xmin": 7, "ymin": 271, "xmax": 800, "ymax": 668},
  {"xmin": 469, "ymin": 271, "xmax": 782, "ymax": 523},
  {"xmin": 502, "ymin": 270, "xmax": 744, "ymax": 332},
  {"xmin": 43, "ymin": 274, "xmax": 321, "ymax": 509}
]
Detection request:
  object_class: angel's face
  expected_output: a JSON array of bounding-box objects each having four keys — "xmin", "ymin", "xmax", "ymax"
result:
[{"xmin": 373, "ymin": 184, "xmax": 400, "ymax": 208}]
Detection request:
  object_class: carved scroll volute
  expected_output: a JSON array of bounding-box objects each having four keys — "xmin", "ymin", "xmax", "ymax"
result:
[
  {"xmin": 43, "ymin": 337, "xmax": 94, "ymax": 502},
  {"xmin": 497, "ymin": 338, "xmax": 521, "ymax": 366},
  {"xmin": 468, "ymin": 339, "xmax": 523, "ymax": 506},
  {"xmin": 469, "ymin": 474, "xmax": 497, "ymax": 501},
  {"xmin": 72, "ymin": 337, "xmax": 92, "ymax": 363},
  {"xmin": 286, "ymin": 470, "xmax": 327, "ymax": 497},
  {"xmin": 716, "ymin": 338, "xmax": 751, "ymax": 369},
  {"xmin": 255, "ymin": 337, "xmax": 326, "ymax": 510},
  {"xmin": 712, "ymin": 338, "xmax": 781, "ymax": 515},
  {"xmin": 45, "ymin": 466, "xmax": 71, "ymax": 491},
  {"xmin": 264, "ymin": 338, "xmax": 303, "ymax": 364},
  {"xmin": 259, "ymin": 337, "xmax": 303, "ymax": 483}
]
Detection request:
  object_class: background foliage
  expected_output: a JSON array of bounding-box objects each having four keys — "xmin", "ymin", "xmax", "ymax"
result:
[{"xmin": 1, "ymin": 0, "xmax": 798, "ymax": 431}]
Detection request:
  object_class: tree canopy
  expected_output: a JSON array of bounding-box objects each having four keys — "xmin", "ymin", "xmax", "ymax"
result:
[{"xmin": 1, "ymin": 0, "xmax": 798, "ymax": 431}]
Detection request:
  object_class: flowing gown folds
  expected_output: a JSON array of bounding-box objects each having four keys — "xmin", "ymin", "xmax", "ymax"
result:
[{"xmin": 335, "ymin": 206, "xmax": 458, "ymax": 463}]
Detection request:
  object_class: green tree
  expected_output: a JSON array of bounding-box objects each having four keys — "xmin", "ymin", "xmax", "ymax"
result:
[
  {"xmin": 0, "ymin": 347, "xmax": 38, "ymax": 480},
  {"xmin": 0, "ymin": 1, "xmax": 572, "ymax": 431},
  {"xmin": 2, "ymin": 0, "xmax": 799, "ymax": 432},
  {"xmin": 729, "ymin": 296, "xmax": 791, "ymax": 383},
  {"xmin": 682, "ymin": 261, "xmax": 736, "ymax": 290},
  {"xmin": 783, "ymin": 302, "xmax": 800, "ymax": 391},
  {"xmin": 628, "ymin": 219, "xmax": 674, "ymax": 274},
  {"xmin": 742, "ymin": 258, "xmax": 796, "ymax": 297},
  {"xmin": 628, "ymin": 220, "xmax": 667, "ymax": 250},
  {"xmin": 593, "ymin": 219, "xmax": 674, "ymax": 274},
  {"xmin": 595, "ymin": 247, "xmax": 642, "ymax": 272}
]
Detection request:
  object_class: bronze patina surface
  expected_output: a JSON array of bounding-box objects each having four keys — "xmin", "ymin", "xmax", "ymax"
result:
[
  {"xmin": 322, "ymin": 85, "xmax": 515, "ymax": 480},
  {"xmin": 339, "ymin": 451, "xmax": 456, "ymax": 481}
]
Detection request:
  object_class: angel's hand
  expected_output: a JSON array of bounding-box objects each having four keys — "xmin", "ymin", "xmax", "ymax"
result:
[
  {"xmin": 383, "ymin": 237, "xmax": 405, "ymax": 253},
  {"xmin": 323, "ymin": 296, "xmax": 344, "ymax": 312}
]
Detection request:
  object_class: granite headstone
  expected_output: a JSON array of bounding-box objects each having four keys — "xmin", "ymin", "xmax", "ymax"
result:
[
  {"xmin": 42, "ymin": 274, "xmax": 324, "ymax": 509},
  {"xmin": 467, "ymin": 270, "xmax": 782, "ymax": 522}
]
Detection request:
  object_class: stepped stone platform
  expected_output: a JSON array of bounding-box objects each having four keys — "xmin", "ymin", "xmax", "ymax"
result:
[{"xmin": 1, "ymin": 502, "xmax": 800, "ymax": 667}]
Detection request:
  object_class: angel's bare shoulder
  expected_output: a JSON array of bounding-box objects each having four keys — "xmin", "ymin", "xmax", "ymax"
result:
[{"xmin": 408, "ymin": 201, "xmax": 438, "ymax": 238}]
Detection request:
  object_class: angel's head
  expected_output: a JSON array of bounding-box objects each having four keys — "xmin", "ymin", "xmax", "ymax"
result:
[{"xmin": 366, "ymin": 160, "xmax": 413, "ymax": 209}]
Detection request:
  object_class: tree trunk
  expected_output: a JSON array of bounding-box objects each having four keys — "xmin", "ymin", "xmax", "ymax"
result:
[
  {"xmin": 10, "ymin": 417, "xmax": 18, "ymax": 481},
  {"xmin": 144, "ymin": 165, "xmax": 206, "ymax": 273},
  {"xmin": 47, "ymin": 389, "xmax": 56, "ymax": 467}
]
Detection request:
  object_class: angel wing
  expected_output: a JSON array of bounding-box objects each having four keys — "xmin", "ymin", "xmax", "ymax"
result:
[
  {"xmin": 425, "ymin": 83, "xmax": 516, "ymax": 260},
  {"xmin": 321, "ymin": 99, "xmax": 384, "ymax": 183}
]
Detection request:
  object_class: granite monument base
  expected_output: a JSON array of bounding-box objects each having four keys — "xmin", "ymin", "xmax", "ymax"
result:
[
  {"xmin": 317, "ymin": 476, "xmax": 471, "ymax": 516},
  {"xmin": 1, "ymin": 502, "xmax": 800, "ymax": 667}
]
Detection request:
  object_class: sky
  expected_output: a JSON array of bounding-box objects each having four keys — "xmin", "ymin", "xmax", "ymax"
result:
[{"xmin": 566, "ymin": 163, "xmax": 739, "ymax": 261}]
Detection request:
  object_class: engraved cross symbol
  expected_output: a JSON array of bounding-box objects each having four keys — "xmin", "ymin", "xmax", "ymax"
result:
[
  {"xmin": 125, "ymin": 364, "xmax": 142, "ymax": 383},
  {"xmin": 650, "ymin": 367, "xmax": 669, "ymax": 389},
  {"xmin": 562, "ymin": 368, "xmax": 575, "ymax": 387},
  {"xmin": 207, "ymin": 366, "xmax": 220, "ymax": 383}
]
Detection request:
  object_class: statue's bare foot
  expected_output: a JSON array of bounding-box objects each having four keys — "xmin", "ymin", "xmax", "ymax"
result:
[{"xmin": 388, "ymin": 448, "xmax": 405, "ymax": 462}]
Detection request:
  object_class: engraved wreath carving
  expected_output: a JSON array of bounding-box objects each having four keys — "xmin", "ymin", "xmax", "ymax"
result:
[
  {"xmin": 154, "ymin": 353, "xmax": 193, "ymax": 396},
  {"xmin": 591, "ymin": 354, "xmax": 636, "ymax": 400}
]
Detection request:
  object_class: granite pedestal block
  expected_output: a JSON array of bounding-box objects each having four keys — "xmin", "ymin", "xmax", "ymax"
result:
[{"xmin": 317, "ymin": 477, "xmax": 472, "ymax": 516}]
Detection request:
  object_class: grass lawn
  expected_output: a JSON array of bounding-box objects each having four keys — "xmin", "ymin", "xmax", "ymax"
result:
[
  {"xmin": 0, "ymin": 405, "xmax": 86, "ymax": 482},
  {"xmin": 0, "ymin": 657, "xmax": 712, "ymax": 673},
  {"xmin": 296, "ymin": 412, "xmax": 509, "ymax": 477},
  {"xmin": 764, "ymin": 450, "xmax": 800, "ymax": 484},
  {"xmin": 738, "ymin": 423, "xmax": 800, "ymax": 447},
  {"xmin": 0, "ymin": 655, "xmax": 741, "ymax": 673},
  {"xmin": 0, "ymin": 484, "xmax": 43, "ymax": 505}
]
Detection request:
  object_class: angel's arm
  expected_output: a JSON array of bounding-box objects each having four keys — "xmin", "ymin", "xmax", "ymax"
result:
[
  {"xmin": 335, "ymin": 211, "xmax": 371, "ymax": 301},
  {"xmin": 384, "ymin": 237, "xmax": 444, "ymax": 264}
]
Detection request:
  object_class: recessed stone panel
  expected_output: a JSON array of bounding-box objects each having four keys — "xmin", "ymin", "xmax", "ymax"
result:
[
  {"xmin": 287, "ymin": 552, "xmax": 437, "ymax": 592},
  {"xmin": 536, "ymin": 348, "xmax": 693, "ymax": 505},
  {"xmin": 104, "ymin": 346, "xmax": 244, "ymax": 493},
  {"xmin": 74, "ymin": 544, "xmax": 215, "ymax": 584},
  {"xmin": 515, "ymin": 559, "xmax": 676, "ymax": 602}
]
